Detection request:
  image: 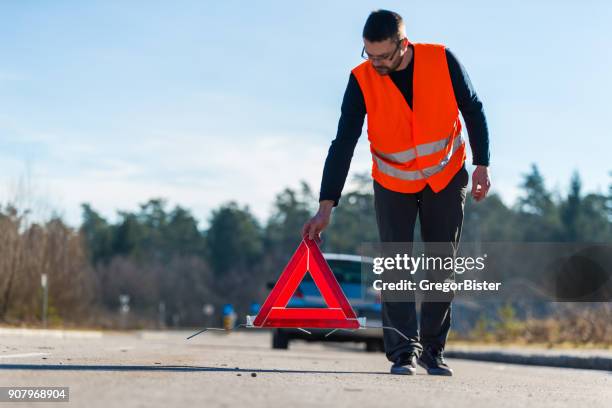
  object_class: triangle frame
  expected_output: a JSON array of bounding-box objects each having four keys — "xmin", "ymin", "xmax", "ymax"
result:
[{"xmin": 251, "ymin": 238, "xmax": 361, "ymax": 329}]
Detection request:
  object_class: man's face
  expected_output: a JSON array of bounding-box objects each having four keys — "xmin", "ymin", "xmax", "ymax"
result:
[{"xmin": 363, "ymin": 38, "xmax": 405, "ymax": 76}]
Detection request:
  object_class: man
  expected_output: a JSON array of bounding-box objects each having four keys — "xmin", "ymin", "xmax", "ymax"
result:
[{"xmin": 302, "ymin": 10, "xmax": 491, "ymax": 376}]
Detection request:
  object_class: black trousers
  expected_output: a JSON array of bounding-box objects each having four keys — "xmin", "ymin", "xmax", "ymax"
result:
[{"xmin": 373, "ymin": 164, "xmax": 469, "ymax": 362}]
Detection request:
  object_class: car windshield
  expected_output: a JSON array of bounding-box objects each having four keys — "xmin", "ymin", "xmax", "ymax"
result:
[{"xmin": 302, "ymin": 259, "xmax": 363, "ymax": 284}]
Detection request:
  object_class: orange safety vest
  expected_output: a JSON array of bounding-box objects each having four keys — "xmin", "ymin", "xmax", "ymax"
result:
[{"xmin": 352, "ymin": 43, "xmax": 466, "ymax": 193}]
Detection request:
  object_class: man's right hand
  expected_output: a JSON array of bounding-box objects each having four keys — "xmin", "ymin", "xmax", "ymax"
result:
[{"xmin": 301, "ymin": 200, "xmax": 335, "ymax": 242}]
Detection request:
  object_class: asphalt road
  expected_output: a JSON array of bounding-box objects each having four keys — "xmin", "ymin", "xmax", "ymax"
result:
[{"xmin": 0, "ymin": 329, "xmax": 609, "ymax": 408}]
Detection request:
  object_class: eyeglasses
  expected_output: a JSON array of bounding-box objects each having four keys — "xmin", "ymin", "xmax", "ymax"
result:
[{"xmin": 361, "ymin": 39, "xmax": 402, "ymax": 62}]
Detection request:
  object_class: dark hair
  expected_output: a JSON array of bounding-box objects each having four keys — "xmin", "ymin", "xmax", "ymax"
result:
[{"xmin": 362, "ymin": 10, "xmax": 404, "ymax": 42}]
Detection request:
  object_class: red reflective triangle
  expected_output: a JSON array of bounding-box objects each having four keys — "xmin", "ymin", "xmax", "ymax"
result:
[{"xmin": 252, "ymin": 238, "xmax": 360, "ymax": 329}]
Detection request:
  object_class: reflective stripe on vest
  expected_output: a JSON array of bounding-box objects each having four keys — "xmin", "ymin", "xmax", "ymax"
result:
[
  {"xmin": 372, "ymin": 133, "xmax": 464, "ymax": 181},
  {"xmin": 373, "ymin": 120, "xmax": 459, "ymax": 164}
]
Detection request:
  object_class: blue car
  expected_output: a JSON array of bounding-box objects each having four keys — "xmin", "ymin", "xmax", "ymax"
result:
[{"xmin": 271, "ymin": 253, "xmax": 384, "ymax": 351}]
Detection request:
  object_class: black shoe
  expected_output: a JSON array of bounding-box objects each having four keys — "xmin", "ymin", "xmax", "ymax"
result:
[
  {"xmin": 390, "ymin": 352, "xmax": 417, "ymax": 375},
  {"xmin": 418, "ymin": 346, "xmax": 453, "ymax": 376}
]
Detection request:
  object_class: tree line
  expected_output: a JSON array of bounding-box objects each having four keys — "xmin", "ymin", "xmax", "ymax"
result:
[{"xmin": 0, "ymin": 164, "xmax": 610, "ymax": 328}]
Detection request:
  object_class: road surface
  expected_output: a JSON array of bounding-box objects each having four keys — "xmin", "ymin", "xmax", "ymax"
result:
[{"xmin": 0, "ymin": 329, "xmax": 609, "ymax": 407}]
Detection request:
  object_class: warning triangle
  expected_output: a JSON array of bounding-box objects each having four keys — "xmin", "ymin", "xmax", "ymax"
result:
[{"xmin": 252, "ymin": 238, "xmax": 360, "ymax": 329}]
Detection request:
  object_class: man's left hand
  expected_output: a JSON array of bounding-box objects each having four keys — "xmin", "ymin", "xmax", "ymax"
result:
[{"xmin": 471, "ymin": 165, "xmax": 490, "ymax": 202}]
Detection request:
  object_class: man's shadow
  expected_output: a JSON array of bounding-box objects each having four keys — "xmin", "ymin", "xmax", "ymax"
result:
[{"xmin": 0, "ymin": 363, "xmax": 393, "ymax": 375}]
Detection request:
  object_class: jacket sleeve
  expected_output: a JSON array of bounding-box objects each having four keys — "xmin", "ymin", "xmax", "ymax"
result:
[
  {"xmin": 446, "ymin": 48, "xmax": 490, "ymax": 166},
  {"xmin": 318, "ymin": 73, "xmax": 366, "ymax": 207}
]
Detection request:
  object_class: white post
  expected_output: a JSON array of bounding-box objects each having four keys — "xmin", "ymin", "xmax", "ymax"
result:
[{"xmin": 41, "ymin": 274, "xmax": 48, "ymax": 329}]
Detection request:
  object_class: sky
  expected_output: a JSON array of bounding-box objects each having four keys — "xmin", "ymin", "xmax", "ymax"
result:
[{"xmin": 1, "ymin": 0, "xmax": 611, "ymax": 228}]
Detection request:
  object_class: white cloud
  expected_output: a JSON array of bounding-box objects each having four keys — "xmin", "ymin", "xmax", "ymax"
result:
[{"xmin": 1, "ymin": 119, "xmax": 372, "ymax": 228}]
